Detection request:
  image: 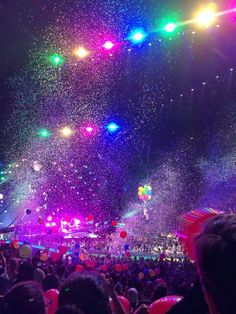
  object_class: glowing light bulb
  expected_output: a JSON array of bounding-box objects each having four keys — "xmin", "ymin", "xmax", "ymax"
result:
[
  {"xmin": 60, "ymin": 127, "xmax": 73, "ymax": 137},
  {"xmin": 73, "ymin": 47, "xmax": 90, "ymax": 59},
  {"xmin": 129, "ymin": 29, "xmax": 147, "ymax": 44},
  {"xmin": 38, "ymin": 128, "xmax": 50, "ymax": 138},
  {"xmin": 103, "ymin": 41, "xmax": 114, "ymax": 50},
  {"xmin": 163, "ymin": 22, "xmax": 177, "ymax": 33},
  {"xmin": 49, "ymin": 53, "xmax": 64, "ymax": 66}
]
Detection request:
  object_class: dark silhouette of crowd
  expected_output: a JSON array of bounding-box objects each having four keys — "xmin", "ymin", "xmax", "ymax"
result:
[{"xmin": 0, "ymin": 214, "xmax": 235, "ymax": 314}]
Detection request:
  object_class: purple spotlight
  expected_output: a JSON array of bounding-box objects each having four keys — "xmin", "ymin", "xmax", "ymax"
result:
[{"xmin": 103, "ymin": 41, "xmax": 114, "ymax": 50}]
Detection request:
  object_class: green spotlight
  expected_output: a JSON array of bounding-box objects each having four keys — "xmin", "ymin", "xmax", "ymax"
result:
[
  {"xmin": 163, "ymin": 22, "xmax": 177, "ymax": 33},
  {"xmin": 38, "ymin": 128, "xmax": 51, "ymax": 138},
  {"xmin": 49, "ymin": 53, "xmax": 64, "ymax": 66}
]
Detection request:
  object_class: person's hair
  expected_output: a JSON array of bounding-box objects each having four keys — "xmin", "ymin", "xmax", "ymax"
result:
[
  {"xmin": 195, "ymin": 214, "xmax": 236, "ymax": 314},
  {"xmin": 59, "ymin": 272, "xmax": 111, "ymax": 314},
  {"xmin": 3, "ymin": 281, "xmax": 46, "ymax": 314},
  {"xmin": 17, "ymin": 261, "xmax": 34, "ymax": 282},
  {"xmin": 56, "ymin": 305, "xmax": 85, "ymax": 314},
  {"xmin": 42, "ymin": 274, "xmax": 60, "ymax": 292}
]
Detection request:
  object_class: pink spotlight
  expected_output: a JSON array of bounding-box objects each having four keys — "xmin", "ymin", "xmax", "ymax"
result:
[
  {"xmin": 85, "ymin": 126, "xmax": 93, "ymax": 133},
  {"xmin": 103, "ymin": 41, "xmax": 114, "ymax": 50},
  {"xmin": 46, "ymin": 222, "xmax": 50, "ymax": 227},
  {"xmin": 47, "ymin": 215, "xmax": 52, "ymax": 222}
]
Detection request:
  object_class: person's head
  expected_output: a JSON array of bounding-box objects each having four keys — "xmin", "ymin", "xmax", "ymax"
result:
[
  {"xmin": 56, "ymin": 305, "xmax": 85, "ymax": 314},
  {"xmin": 17, "ymin": 261, "xmax": 34, "ymax": 282},
  {"xmin": 195, "ymin": 214, "xmax": 236, "ymax": 314},
  {"xmin": 59, "ymin": 271, "xmax": 111, "ymax": 314},
  {"xmin": 127, "ymin": 288, "xmax": 138, "ymax": 309},
  {"xmin": 42, "ymin": 274, "xmax": 60, "ymax": 292},
  {"xmin": 3, "ymin": 281, "xmax": 46, "ymax": 314},
  {"xmin": 34, "ymin": 268, "xmax": 45, "ymax": 284}
]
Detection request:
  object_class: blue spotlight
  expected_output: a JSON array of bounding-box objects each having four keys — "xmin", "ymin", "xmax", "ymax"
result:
[
  {"xmin": 129, "ymin": 28, "xmax": 147, "ymax": 44},
  {"xmin": 106, "ymin": 122, "xmax": 120, "ymax": 133}
]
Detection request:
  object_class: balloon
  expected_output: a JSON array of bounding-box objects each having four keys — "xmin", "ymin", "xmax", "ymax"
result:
[
  {"xmin": 51, "ymin": 252, "xmax": 60, "ymax": 262},
  {"xmin": 114, "ymin": 264, "xmax": 122, "ymax": 272},
  {"xmin": 74, "ymin": 243, "xmax": 80, "ymax": 249},
  {"xmin": 138, "ymin": 185, "xmax": 152, "ymax": 201},
  {"xmin": 111, "ymin": 220, "xmax": 118, "ymax": 227},
  {"xmin": 44, "ymin": 289, "xmax": 59, "ymax": 314},
  {"xmin": 149, "ymin": 269, "xmax": 155, "ymax": 277},
  {"xmin": 139, "ymin": 272, "xmax": 145, "ymax": 280},
  {"xmin": 19, "ymin": 245, "xmax": 31, "ymax": 258},
  {"xmin": 118, "ymin": 296, "xmax": 130, "ymax": 314},
  {"xmin": 110, "ymin": 296, "xmax": 130, "ymax": 314},
  {"xmin": 179, "ymin": 208, "xmax": 220, "ymax": 260},
  {"xmin": 59, "ymin": 246, "xmax": 67, "ymax": 255},
  {"xmin": 26, "ymin": 209, "xmax": 32, "ymax": 215},
  {"xmin": 124, "ymin": 244, "xmax": 129, "ymax": 251},
  {"xmin": 101, "ymin": 264, "xmax": 108, "ymax": 272},
  {"xmin": 122, "ymin": 264, "xmax": 128, "ymax": 271},
  {"xmin": 87, "ymin": 214, "xmax": 94, "ymax": 222},
  {"xmin": 72, "ymin": 256, "xmax": 79, "ymax": 265},
  {"xmin": 40, "ymin": 253, "xmax": 48, "ymax": 262},
  {"xmin": 79, "ymin": 253, "xmax": 86, "ymax": 260},
  {"xmin": 120, "ymin": 231, "xmax": 127, "ymax": 239},
  {"xmin": 12, "ymin": 240, "xmax": 20, "ymax": 249},
  {"xmin": 149, "ymin": 296, "xmax": 183, "ymax": 314},
  {"xmin": 125, "ymin": 251, "xmax": 131, "ymax": 257},
  {"xmin": 75, "ymin": 264, "xmax": 84, "ymax": 272}
]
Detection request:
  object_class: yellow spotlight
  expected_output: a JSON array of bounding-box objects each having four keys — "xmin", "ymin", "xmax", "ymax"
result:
[
  {"xmin": 60, "ymin": 126, "xmax": 73, "ymax": 137},
  {"xmin": 195, "ymin": 4, "xmax": 217, "ymax": 27},
  {"xmin": 73, "ymin": 47, "xmax": 90, "ymax": 59}
]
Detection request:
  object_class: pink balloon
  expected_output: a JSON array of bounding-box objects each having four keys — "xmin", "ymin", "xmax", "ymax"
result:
[
  {"xmin": 118, "ymin": 296, "xmax": 131, "ymax": 314},
  {"xmin": 75, "ymin": 264, "xmax": 84, "ymax": 272},
  {"xmin": 150, "ymin": 296, "xmax": 183, "ymax": 314},
  {"xmin": 110, "ymin": 296, "xmax": 131, "ymax": 314},
  {"xmin": 51, "ymin": 252, "xmax": 60, "ymax": 262},
  {"xmin": 44, "ymin": 289, "xmax": 59, "ymax": 314},
  {"xmin": 101, "ymin": 264, "xmax": 108, "ymax": 272}
]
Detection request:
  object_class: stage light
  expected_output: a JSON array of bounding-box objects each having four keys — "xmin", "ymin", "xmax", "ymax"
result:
[
  {"xmin": 129, "ymin": 29, "xmax": 147, "ymax": 44},
  {"xmin": 106, "ymin": 122, "xmax": 120, "ymax": 133},
  {"xmin": 163, "ymin": 22, "xmax": 177, "ymax": 33},
  {"xmin": 73, "ymin": 47, "xmax": 90, "ymax": 59},
  {"xmin": 60, "ymin": 126, "xmax": 73, "ymax": 138},
  {"xmin": 85, "ymin": 126, "xmax": 93, "ymax": 133},
  {"xmin": 38, "ymin": 128, "xmax": 51, "ymax": 138},
  {"xmin": 47, "ymin": 215, "xmax": 52, "ymax": 222},
  {"xmin": 49, "ymin": 53, "xmax": 64, "ymax": 66},
  {"xmin": 103, "ymin": 41, "xmax": 114, "ymax": 50},
  {"xmin": 195, "ymin": 4, "xmax": 217, "ymax": 27}
]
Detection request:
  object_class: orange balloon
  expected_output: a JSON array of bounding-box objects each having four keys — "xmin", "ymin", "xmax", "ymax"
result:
[{"xmin": 40, "ymin": 252, "xmax": 48, "ymax": 262}]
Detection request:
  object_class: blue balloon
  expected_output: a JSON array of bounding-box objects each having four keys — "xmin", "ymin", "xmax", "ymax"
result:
[
  {"xmin": 75, "ymin": 243, "xmax": 80, "ymax": 249},
  {"xmin": 124, "ymin": 244, "xmax": 129, "ymax": 251},
  {"xmin": 74, "ymin": 251, "xmax": 79, "ymax": 257},
  {"xmin": 72, "ymin": 256, "xmax": 79, "ymax": 265}
]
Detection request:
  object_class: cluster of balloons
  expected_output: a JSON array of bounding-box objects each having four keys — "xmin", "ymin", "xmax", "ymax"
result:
[{"xmin": 138, "ymin": 185, "xmax": 152, "ymax": 202}]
